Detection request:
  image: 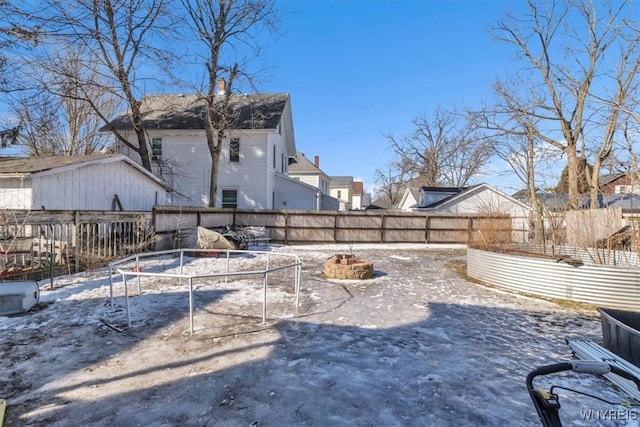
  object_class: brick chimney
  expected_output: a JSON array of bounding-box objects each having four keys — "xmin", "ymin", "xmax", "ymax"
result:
[
  {"xmin": 314, "ymin": 155, "xmax": 319, "ymax": 168},
  {"xmin": 217, "ymin": 79, "xmax": 226, "ymax": 96}
]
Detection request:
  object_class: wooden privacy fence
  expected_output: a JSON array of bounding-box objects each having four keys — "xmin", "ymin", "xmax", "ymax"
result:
[
  {"xmin": 0, "ymin": 207, "xmax": 512, "ymax": 277},
  {"xmin": 153, "ymin": 206, "xmax": 513, "ymax": 245},
  {"xmin": 0, "ymin": 210, "xmax": 153, "ymax": 275}
]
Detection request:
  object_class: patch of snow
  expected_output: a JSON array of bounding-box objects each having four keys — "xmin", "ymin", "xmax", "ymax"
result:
[{"xmin": 0, "ymin": 244, "xmax": 629, "ymax": 426}]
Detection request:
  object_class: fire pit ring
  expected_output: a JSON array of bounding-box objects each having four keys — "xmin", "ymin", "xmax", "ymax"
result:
[{"xmin": 323, "ymin": 254, "xmax": 374, "ymax": 280}]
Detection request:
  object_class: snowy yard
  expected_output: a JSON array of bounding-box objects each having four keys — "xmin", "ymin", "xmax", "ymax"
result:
[{"xmin": 0, "ymin": 244, "xmax": 634, "ymax": 426}]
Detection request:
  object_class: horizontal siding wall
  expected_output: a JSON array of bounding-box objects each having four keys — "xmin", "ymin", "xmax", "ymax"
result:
[
  {"xmin": 274, "ymin": 174, "xmax": 317, "ymax": 210},
  {"xmin": 0, "ymin": 178, "xmax": 32, "ymax": 209},
  {"xmin": 219, "ymin": 132, "xmax": 268, "ymax": 209},
  {"xmin": 160, "ymin": 133, "xmax": 211, "ymax": 206}
]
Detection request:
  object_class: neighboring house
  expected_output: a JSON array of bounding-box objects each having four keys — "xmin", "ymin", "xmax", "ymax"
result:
[
  {"xmin": 397, "ymin": 187, "xmax": 421, "ymax": 211},
  {"xmin": 415, "ymin": 184, "xmax": 533, "ymax": 242},
  {"xmin": 600, "ymin": 173, "xmax": 639, "ymax": 194},
  {"xmin": 330, "ymin": 176, "xmax": 354, "ymax": 211},
  {"xmin": 104, "ymin": 90, "xmax": 317, "ymax": 209},
  {"xmin": 287, "ymin": 153, "xmax": 331, "ymax": 195},
  {"xmin": 365, "ymin": 198, "xmax": 393, "ymax": 210},
  {"xmin": 511, "ymin": 187, "xmax": 551, "ymax": 204},
  {"xmin": 273, "ymin": 174, "xmax": 340, "ymax": 210},
  {"xmin": 351, "ymin": 181, "xmax": 370, "ymax": 210},
  {"xmin": 0, "ymin": 154, "xmax": 169, "ymax": 210}
]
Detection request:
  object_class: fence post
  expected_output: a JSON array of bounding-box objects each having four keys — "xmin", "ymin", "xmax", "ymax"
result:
[
  {"xmin": 284, "ymin": 212, "xmax": 289, "ymax": 244},
  {"xmin": 425, "ymin": 216, "xmax": 430, "ymax": 243},
  {"xmin": 152, "ymin": 207, "xmax": 157, "ymax": 251},
  {"xmin": 74, "ymin": 210, "xmax": 80, "ymax": 273},
  {"xmin": 380, "ymin": 214, "xmax": 385, "ymax": 243}
]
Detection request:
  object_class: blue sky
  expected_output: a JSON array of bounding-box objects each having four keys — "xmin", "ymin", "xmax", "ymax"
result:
[{"xmin": 257, "ymin": 0, "xmax": 524, "ymax": 194}]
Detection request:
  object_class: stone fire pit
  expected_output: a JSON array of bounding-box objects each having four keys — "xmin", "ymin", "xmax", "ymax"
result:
[{"xmin": 323, "ymin": 254, "xmax": 374, "ymax": 280}]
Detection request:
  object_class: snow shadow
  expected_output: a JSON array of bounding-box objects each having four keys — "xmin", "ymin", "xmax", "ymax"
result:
[{"xmin": 4, "ymin": 301, "xmax": 609, "ymax": 427}]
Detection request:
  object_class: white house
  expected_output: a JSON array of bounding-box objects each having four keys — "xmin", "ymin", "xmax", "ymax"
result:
[
  {"xmin": 274, "ymin": 174, "xmax": 340, "ymax": 211},
  {"xmin": 104, "ymin": 91, "xmax": 326, "ymax": 210},
  {"xmin": 415, "ymin": 184, "xmax": 533, "ymax": 242},
  {"xmin": 329, "ymin": 176, "xmax": 354, "ymax": 211},
  {"xmin": 0, "ymin": 154, "xmax": 169, "ymax": 210},
  {"xmin": 287, "ymin": 153, "xmax": 331, "ymax": 195}
]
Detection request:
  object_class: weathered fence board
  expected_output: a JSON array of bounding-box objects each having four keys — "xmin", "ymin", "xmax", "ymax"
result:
[
  {"xmin": 153, "ymin": 207, "xmax": 513, "ymax": 245},
  {"xmin": 0, "ymin": 210, "xmax": 153, "ymax": 276}
]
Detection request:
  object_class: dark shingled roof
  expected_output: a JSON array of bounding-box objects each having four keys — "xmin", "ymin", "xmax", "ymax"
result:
[
  {"xmin": 0, "ymin": 154, "xmax": 121, "ymax": 174},
  {"xmin": 102, "ymin": 93, "xmax": 289, "ymax": 131}
]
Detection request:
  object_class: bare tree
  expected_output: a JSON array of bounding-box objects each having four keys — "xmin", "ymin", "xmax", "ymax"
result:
[
  {"xmin": 471, "ymin": 77, "xmax": 562, "ymax": 241},
  {"xmin": 10, "ymin": 0, "xmax": 174, "ymax": 169},
  {"xmin": 373, "ymin": 161, "xmax": 411, "ymax": 209},
  {"xmin": 5, "ymin": 44, "xmax": 118, "ymax": 156},
  {"xmin": 492, "ymin": 0, "xmax": 640, "ymax": 209},
  {"xmin": 7, "ymin": 89, "xmax": 115, "ymax": 157},
  {"xmin": 180, "ymin": 0, "xmax": 280, "ymax": 207},
  {"xmin": 386, "ymin": 107, "xmax": 493, "ymax": 188}
]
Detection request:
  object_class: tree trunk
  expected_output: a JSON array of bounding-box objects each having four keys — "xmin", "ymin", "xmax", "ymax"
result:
[
  {"xmin": 566, "ymin": 144, "xmax": 579, "ymax": 209},
  {"xmin": 206, "ymin": 118, "xmax": 223, "ymax": 208},
  {"xmin": 134, "ymin": 128, "xmax": 151, "ymax": 171},
  {"xmin": 526, "ymin": 131, "xmax": 544, "ymax": 243}
]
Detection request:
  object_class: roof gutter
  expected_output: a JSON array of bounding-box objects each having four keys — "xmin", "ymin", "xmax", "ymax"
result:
[{"xmin": 0, "ymin": 173, "xmax": 30, "ymax": 178}]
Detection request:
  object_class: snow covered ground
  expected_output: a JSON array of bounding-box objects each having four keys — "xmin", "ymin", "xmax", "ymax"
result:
[{"xmin": 1, "ymin": 244, "xmax": 637, "ymax": 426}]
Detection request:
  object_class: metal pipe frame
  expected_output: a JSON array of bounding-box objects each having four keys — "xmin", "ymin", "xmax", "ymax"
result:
[{"xmin": 108, "ymin": 248, "xmax": 302, "ymax": 334}]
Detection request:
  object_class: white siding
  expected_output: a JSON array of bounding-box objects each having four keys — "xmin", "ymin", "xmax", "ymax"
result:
[
  {"xmin": 147, "ymin": 129, "xmax": 272, "ymax": 208},
  {"xmin": 32, "ymin": 161, "xmax": 166, "ymax": 210},
  {"xmin": 288, "ymin": 173, "xmax": 331, "ymax": 195},
  {"xmin": 219, "ymin": 132, "xmax": 268, "ymax": 209},
  {"xmin": 289, "ymin": 174, "xmax": 320, "ymax": 188},
  {"xmin": 435, "ymin": 187, "xmax": 532, "ymax": 243},
  {"xmin": 157, "ymin": 132, "xmax": 211, "ymax": 206},
  {"xmin": 352, "ymin": 195, "xmax": 363, "ymax": 210},
  {"xmin": 0, "ymin": 178, "xmax": 32, "ymax": 209},
  {"xmin": 274, "ymin": 175, "xmax": 318, "ymax": 210}
]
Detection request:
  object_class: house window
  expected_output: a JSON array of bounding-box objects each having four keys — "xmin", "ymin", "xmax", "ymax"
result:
[
  {"xmin": 281, "ymin": 153, "xmax": 285, "ymax": 173},
  {"xmin": 222, "ymin": 189, "xmax": 237, "ymax": 209},
  {"xmin": 151, "ymin": 138, "xmax": 162, "ymax": 161},
  {"xmin": 337, "ymin": 190, "xmax": 342, "ymax": 199},
  {"xmin": 272, "ymin": 144, "xmax": 276, "ymax": 168},
  {"xmin": 229, "ymin": 138, "xmax": 240, "ymax": 162}
]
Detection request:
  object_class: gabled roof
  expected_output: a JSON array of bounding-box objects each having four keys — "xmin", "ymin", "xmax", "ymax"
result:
[
  {"xmin": 366, "ymin": 198, "xmax": 392, "ymax": 209},
  {"xmin": 583, "ymin": 193, "xmax": 640, "ymax": 210},
  {"xmin": 0, "ymin": 154, "xmax": 115, "ymax": 174},
  {"xmin": 398, "ymin": 187, "xmax": 420, "ymax": 210},
  {"xmin": 288, "ymin": 152, "xmax": 322, "ymax": 174},
  {"xmin": 102, "ymin": 93, "xmax": 290, "ymax": 131},
  {"xmin": 420, "ymin": 186, "xmax": 469, "ymax": 209},
  {"xmin": 330, "ymin": 176, "xmax": 354, "ymax": 187},
  {"xmin": 511, "ymin": 187, "xmax": 550, "ymax": 200},
  {"xmin": 599, "ymin": 173, "xmax": 629, "ymax": 186},
  {"xmin": 421, "ymin": 183, "xmax": 533, "ymax": 211},
  {"xmin": 0, "ymin": 154, "xmax": 171, "ymax": 190},
  {"xmin": 420, "ymin": 186, "xmax": 468, "ymax": 193}
]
